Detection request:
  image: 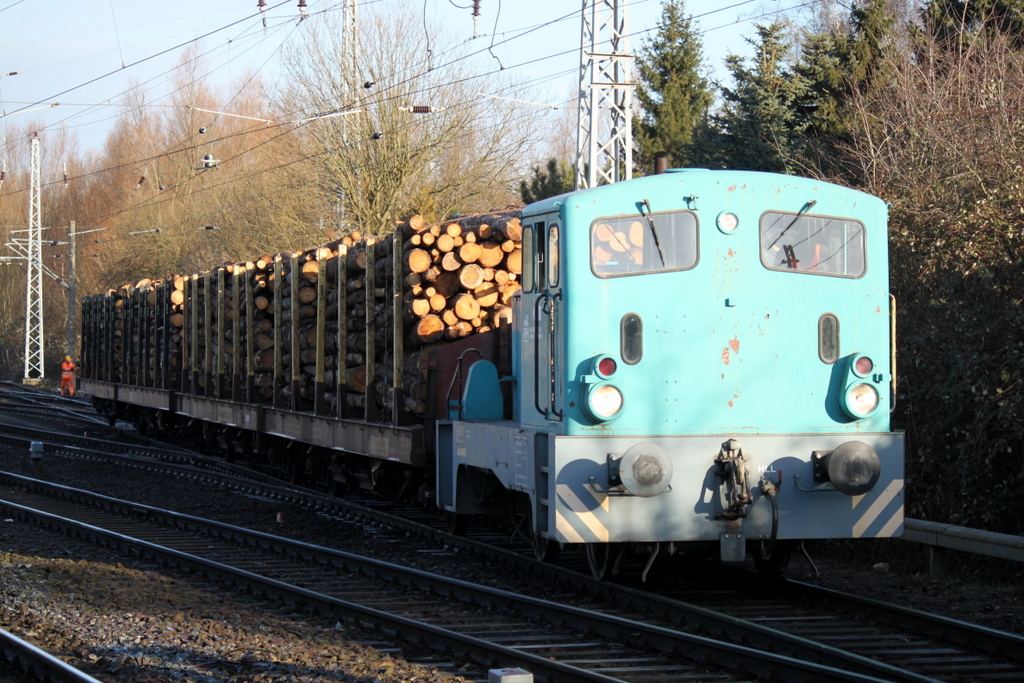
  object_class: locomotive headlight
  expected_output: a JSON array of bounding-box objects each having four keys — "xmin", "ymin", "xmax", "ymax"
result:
[
  {"xmin": 584, "ymin": 384, "xmax": 624, "ymax": 422},
  {"xmin": 843, "ymin": 383, "xmax": 879, "ymax": 418}
]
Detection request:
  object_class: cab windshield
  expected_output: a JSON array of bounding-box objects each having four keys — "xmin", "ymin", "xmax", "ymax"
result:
[
  {"xmin": 590, "ymin": 211, "xmax": 698, "ymax": 277},
  {"xmin": 760, "ymin": 212, "xmax": 865, "ymax": 277}
]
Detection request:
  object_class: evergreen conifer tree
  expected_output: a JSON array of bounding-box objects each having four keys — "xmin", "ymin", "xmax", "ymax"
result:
[
  {"xmin": 795, "ymin": 0, "xmax": 893, "ymax": 179},
  {"xmin": 715, "ymin": 24, "xmax": 807, "ymax": 173},
  {"xmin": 633, "ymin": 0, "xmax": 714, "ymax": 172},
  {"xmin": 519, "ymin": 158, "xmax": 575, "ymax": 204}
]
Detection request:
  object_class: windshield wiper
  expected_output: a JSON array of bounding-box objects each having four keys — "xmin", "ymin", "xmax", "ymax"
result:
[
  {"xmin": 640, "ymin": 198, "xmax": 666, "ymax": 265},
  {"xmin": 767, "ymin": 199, "xmax": 817, "ymax": 250}
]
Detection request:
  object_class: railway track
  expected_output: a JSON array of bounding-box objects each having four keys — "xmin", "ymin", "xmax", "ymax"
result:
[
  {"xmin": 0, "ymin": 391, "xmax": 1021, "ymax": 681},
  {"xmin": 0, "ymin": 471, "xmax": 896, "ymax": 683}
]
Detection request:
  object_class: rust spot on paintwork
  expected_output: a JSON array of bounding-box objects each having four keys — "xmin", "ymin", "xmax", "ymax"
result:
[
  {"xmin": 876, "ymin": 306, "xmax": 882, "ymax": 313},
  {"xmin": 728, "ymin": 400, "xmax": 734, "ymax": 407},
  {"xmin": 727, "ymin": 185, "xmax": 737, "ymax": 191},
  {"xmin": 727, "ymin": 248, "xmax": 734, "ymax": 257},
  {"xmin": 729, "ymin": 338, "xmax": 740, "ymax": 353},
  {"xmin": 721, "ymin": 348, "xmax": 730, "ymax": 365}
]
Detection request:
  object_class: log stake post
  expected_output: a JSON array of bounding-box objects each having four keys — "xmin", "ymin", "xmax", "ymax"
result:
[
  {"xmin": 122, "ymin": 288, "xmax": 131, "ymax": 385},
  {"xmin": 130, "ymin": 287, "xmax": 140, "ymax": 386},
  {"xmin": 143, "ymin": 286, "xmax": 151, "ymax": 386},
  {"xmin": 273, "ymin": 257, "xmax": 283, "ymax": 409},
  {"xmin": 314, "ymin": 255, "xmax": 327, "ymax": 415},
  {"xmin": 110, "ymin": 294, "xmax": 117, "ymax": 385},
  {"xmin": 337, "ymin": 246, "xmax": 349, "ymax": 419},
  {"xmin": 290, "ymin": 253, "xmax": 301, "ymax": 412},
  {"xmin": 93, "ymin": 297, "xmax": 99, "ymax": 382},
  {"xmin": 137, "ymin": 286, "xmax": 146, "ymax": 387},
  {"xmin": 187, "ymin": 276, "xmax": 196, "ymax": 395},
  {"xmin": 149, "ymin": 285, "xmax": 158, "ymax": 388},
  {"xmin": 133, "ymin": 287, "xmax": 140, "ymax": 386},
  {"xmin": 245, "ymin": 264, "xmax": 255, "ymax": 404},
  {"xmin": 124, "ymin": 287, "xmax": 134, "ymax": 386},
  {"xmin": 144, "ymin": 286, "xmax": 151, "ymax": 387},
  {"xmin": 364, "ymin": 238, "xmax": 378, "ymax": 422},
  {"xmin": 158, "ymin": 283, "xmax": 168, "ymax": 388},
  {"xmin": 232, "ymin": 270, "xmax": 243, "ymax": 402},
  {"xmin": 216, "ymin": 267, "xmax": 227, "ymax": 399},
  {"xmin": 204, "ymin": 272, "xmax": 213, "ymax": 398},
  {"xmin": 391, "ymin": 232, "xmax": 404, "ymax": 425},
  {"xmin": 116, "ymin": 290, "xmax": 124, "ymax": 385},
  {"xmin": 81, "ymin": 297, "xmax": 90, "ymax": 380},
  {"xmin": 183, "ymin": 277, "xmax": 192, "ymax": 392}
]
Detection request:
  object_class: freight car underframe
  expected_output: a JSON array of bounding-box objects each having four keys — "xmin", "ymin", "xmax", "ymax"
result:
[{"xmin": 80, "ymin": 377, "xmax": 430, "ymax": 492}]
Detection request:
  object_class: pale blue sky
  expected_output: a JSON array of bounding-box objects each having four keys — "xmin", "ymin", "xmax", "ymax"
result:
[{"xmin": 0, "ymin": 0, "xmax": 795, "ymax": 155}]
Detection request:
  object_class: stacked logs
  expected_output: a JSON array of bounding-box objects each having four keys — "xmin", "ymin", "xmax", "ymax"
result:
[
  {"xmin": 402, "ymin": 212, "xmax": 522, "ymax": 346},
  {"xmin": 85, "ymin": 211, "xmax": 522, "ymax": 422}
]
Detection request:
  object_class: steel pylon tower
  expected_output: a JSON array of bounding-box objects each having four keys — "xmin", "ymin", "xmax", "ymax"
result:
[
  {"xmin": 575, "ymin": 0, "xmax": 634, "ymax": 190},
  {"xmin": 341, "ymin": 0, "xmax": 357, "ymax": 81},
  {"xmin": 24, "ymin": 135, "xmax": 43, "ymax": 381}
]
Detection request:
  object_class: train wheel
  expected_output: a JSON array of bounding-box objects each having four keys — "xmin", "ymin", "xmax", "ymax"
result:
[
  {"xmin": 586, "ymin": 543, "xmax": 613, "ymax": 580},
  {"xmin": 523, "ymin": 504, "xmax": 560, "ymax": 563},
  {"xmin": 445, "ymin": 511, "xmax": 469, "ymax": 535},
  {"xmin": 532, "ymin": 532, "xmax": 561, "ymax": 563},
  {"xmin": 752, "ymin": 540, "xmax": 792, "ymax": 576}
]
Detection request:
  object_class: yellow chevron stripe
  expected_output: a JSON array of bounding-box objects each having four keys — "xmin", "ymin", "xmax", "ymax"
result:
[
  {"xmin": 556, "ymin": 483, "xmax": 610, "ymax": 542},
  {"xmin": 555, "ymin": 511, "xmax": 586, "ymax": 543},
  {"xmin": 876, "ymin": 506, "xmax": 904, "ymax": 538},
  {"xmin": 853, "ymin": 479, "xmax": 904, "ymax": 538}
]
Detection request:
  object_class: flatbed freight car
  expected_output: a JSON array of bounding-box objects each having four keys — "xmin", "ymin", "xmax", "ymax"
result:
[{"xmin": 80, "ymin": 168, "xmax": 905, "ymax": 579}]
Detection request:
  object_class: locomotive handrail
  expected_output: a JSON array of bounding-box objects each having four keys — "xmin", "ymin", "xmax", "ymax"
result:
[{"xmin": 902, "ymin": 517, "xmax": 1024, "ymax": 573}]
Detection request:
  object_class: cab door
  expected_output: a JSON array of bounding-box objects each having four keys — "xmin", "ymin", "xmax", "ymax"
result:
[{"xmin": 520, "ymin": 216, "xmax": 563, "ymax": 426}]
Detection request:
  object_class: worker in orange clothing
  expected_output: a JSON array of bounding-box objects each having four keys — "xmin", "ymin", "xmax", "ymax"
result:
[{"xmin": 59, "ymin": 355, "xmax": 76, "ymax": 396}]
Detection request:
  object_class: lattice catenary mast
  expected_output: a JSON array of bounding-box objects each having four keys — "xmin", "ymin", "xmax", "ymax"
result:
[
  {"xmin": 575, "ymin": 0, "xmax": 634, "ymax": 190},
  {"xmin": 341, "ymin": 0, "xmax": 357, "ymax": 80},
  {"xmin": 24, "ymin": 135, "xmax": 43, "ymax": 381}
]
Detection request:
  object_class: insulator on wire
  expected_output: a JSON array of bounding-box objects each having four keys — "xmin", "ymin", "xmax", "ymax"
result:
[
  {"xmin": 472, "ymin": 0, "xmax": 480, "ymax": 17},
  {"xmin": 411, "ymin": 105, "xmax": 431, "ymax": 114}
]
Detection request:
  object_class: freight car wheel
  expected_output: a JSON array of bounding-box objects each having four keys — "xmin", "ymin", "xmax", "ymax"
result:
[
  {"xmin": 532, "ymin": 532, "xmax": 561, "ymax": 563},
  {"xmin": 586, "ymin": 543, "xmax": 618, "ymax": 580}
]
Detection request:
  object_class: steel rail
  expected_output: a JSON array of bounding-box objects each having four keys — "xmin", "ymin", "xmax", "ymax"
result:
[
  {"xmin": 0, "ymin": 472, "xmax": 900, "ymax": 683},
  {"xmin": 0, "ymin": 626, "xmax": 101, "ymax": 683}
]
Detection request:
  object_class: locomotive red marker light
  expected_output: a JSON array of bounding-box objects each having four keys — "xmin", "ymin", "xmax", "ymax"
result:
[
  {"xmin": 855, "ymin": 356, "xmax": 874, "ymax": 376},
  {"xmin": 598, "ymin": 357, "xmax": 617, "ymax": 377}
]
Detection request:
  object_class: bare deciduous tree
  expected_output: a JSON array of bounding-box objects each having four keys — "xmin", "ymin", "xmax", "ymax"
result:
[{"xmin": 276, "ymin": 9, "xmax": 532, "ymax": 235}]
